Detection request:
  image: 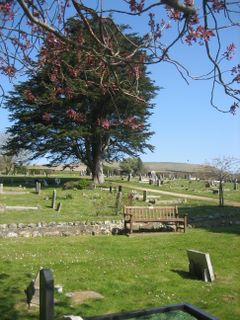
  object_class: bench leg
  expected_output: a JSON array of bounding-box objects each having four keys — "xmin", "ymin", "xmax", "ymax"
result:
[
  {"xmin": 130, "ymin": 220, "xmax": 133, "ymax": 234},
  {"xmin": 184, "ymin": 215, "xmax": 187, "ymax": 233}
]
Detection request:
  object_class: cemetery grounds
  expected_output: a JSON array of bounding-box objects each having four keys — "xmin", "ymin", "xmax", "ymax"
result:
[{"xmin": 0, "ymin": 175, "xmax": 239, "ymax": 320}]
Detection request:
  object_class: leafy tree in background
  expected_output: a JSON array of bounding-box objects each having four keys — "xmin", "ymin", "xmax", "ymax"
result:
[
  {"xmin": 206, "ymin": 157, "xmax": 240, "ymax": 206},
  {"xmin": 3, "ymin": 20, "xmax": 157, "ymax": 184},
  {"xmin": 120, "ymin": 157, "xmax": 145, "ymax": 175},
  {"xmin": 0, "ymin": 1, "xmax": 239, "ymax": 113}
]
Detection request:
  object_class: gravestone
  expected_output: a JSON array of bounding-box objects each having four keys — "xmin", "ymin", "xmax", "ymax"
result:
[
  {"xmin": 51, "ymin": 190, "xmax": 57, "ymax": 209},
  {"xmin": 35, "ymin": 181, "xmax": 41, "ymax": 194},
  {"xmin": 233, "ymin": 179, "xmax": 238, "ymax": 191},
  {"xmin": 187, "ymin": 249, "xmax": 215, "ymax": 282},
  {"xmin": 56, "ymin": 202, "xmax": 62, "ymax": 213},
  {"xmin": 115, "ymin": 190, "xmax": 122, "ymax": 214},
  {"xmin": 0, "ymin": 183, "xmax": 3, "ymax": 193},
  {"xmin": 40, "ymin": 268, "xmax": 54, "ymax": 320},
  {"xmin": 143, "ymin": 190, "xmax": 147, "ymax": 202}
]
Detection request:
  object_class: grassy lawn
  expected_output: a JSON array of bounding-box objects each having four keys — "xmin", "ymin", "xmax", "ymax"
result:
[
  {"xmin": 0, "ymin": 228, "xmax": 239, "ymax": 320},
  {"xmin": 112, "ymin": 178, "xmax": 240, "ymax": 203},
  {"xmin": 0, "ymin": 176, "xmax": 239, "ymax": 320}
]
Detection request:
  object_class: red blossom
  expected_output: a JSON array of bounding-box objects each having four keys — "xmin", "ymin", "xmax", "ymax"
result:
[
  {"xmin": 23, "ymin": 90, "xmax": 35, "ymax": 102},
  {"xmin": 123, "ymin": 116, "xmax": 144, "ymax": 130},
  {"xmin": 223, "ymin": 43, "xmax": 236, "ymax": 60},
  {"xmin": 66, "ymin": 109, "xmax": 86, "ymax": 123},
  {"xmin": 166, "ymin": 7, "xmax": 181, "ymax": 21},
  {"xmin": 97, "ymin": 118, "xmax": 110, "ymax": 130},
  {"xmin": 1, "ymin": 65, "xmax": 16, "ymax": 77},
  {"xmin": 0, "ymin": 1, "xmax": 13, "ymax": 18},
  {"xmin": 229, "ymin": 102, "xmax": 239, "ymax": 115},
  {"xmin": 209, "ymin": 0, "xmax": 225, "ymax": 12},
  {"xmin": 186, "ymin": 26, "xmax": 215, "ymax": 45},
  {"xmin": 129, "ymin": 0, "xmax": 145, "ymax": 13}
]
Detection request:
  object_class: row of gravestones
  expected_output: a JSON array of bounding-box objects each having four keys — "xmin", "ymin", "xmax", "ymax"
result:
[
  {"xmin": 27, "ymin": 249, "xmax": 215, "ymax": 320},
  {"xmin": 35, "ymin": 185, "xmax": 62, "ymax": 213}
]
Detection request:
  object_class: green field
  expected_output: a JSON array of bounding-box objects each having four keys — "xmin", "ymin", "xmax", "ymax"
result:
[
  {"xmin": 0, "ymin": 229, "xmax": 240, "ymax": 320},
  {"xmin": 0, "ymin": 176, "xmax": 240, "ymax": 320}
]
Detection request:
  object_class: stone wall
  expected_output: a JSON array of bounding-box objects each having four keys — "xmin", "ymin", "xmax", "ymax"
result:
[{"xmin": 0, "ymin": 220, "xmax": 124, "ymax": 238}]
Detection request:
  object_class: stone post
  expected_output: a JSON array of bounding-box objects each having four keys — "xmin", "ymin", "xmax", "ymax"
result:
[
  {"xmin": 51, "ymin": 190, "xmax": 57, "ymax": 209},
  {"xmin": 0, "ymin": 183, "xmax": 3, "ymax": 193},
  {"xmin": 40, "ymin": 269, "xmax": 54, "ymax": 320},
  {"xmin": 35, "ymin": 181, "xmax": 41, "ymax": 194},
  {"xmin": 56, "ymin": 202, "xmax": 62, "ymax": 213},
  {"xmin": 115, "ymin": 191, "xmax": 122, "ymax": 215},
  {"xmin": 143, "ymin": 190, "xmax": 147, "ymax": 202}
]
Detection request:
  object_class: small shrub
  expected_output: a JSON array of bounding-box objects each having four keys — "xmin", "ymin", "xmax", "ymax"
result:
[
  {"xmin": 63, "ymin": 193, "xmax": 73, "ymax": 200},
  {"xmin": 63, "ymin": 179, "xmax": 91, "ymax": 190}
]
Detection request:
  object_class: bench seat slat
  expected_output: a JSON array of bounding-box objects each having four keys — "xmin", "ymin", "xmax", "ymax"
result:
[{"xmin": 123, "ymin": 206, "xmax": 187, "ymax": 234}]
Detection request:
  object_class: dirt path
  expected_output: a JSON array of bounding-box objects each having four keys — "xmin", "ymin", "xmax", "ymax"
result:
[{"xmin": 122, "ymin": 184, "xmax": 240, "ymax": 207}]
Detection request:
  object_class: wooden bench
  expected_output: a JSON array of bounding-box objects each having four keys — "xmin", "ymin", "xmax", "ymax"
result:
[{"xmin": 123, "ymin": 206, "xmax": 187, "ymax": 234}]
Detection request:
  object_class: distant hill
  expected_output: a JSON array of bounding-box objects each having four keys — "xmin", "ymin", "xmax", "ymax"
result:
[
  {"xmin": 29, "ymin": 161, "xmax": 206, "ymax": 174},
  {"xmin": 143, "ymin": 162, "xmax": 205, "ymax": 173}
]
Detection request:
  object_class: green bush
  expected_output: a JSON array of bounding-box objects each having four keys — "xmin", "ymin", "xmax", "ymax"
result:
[{"xmin": 63, "ymin": 179, "xmax": 91, "ymax": 190}]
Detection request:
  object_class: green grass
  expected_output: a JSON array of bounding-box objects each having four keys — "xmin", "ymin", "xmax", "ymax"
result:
[
  {"xmin": 0, "ymin": 176, "xmax": 240, "ymax": 320},
  {"xmin": 1, "ymin": 182, "xmax": 240, "ymax": 225},
  {"xmin": 112, "ymin": 178, "xmax": 240, "ymax": 203},
  {"xmin": 0, "ymin": 228, "xmax": 239, "ymax": 320}
]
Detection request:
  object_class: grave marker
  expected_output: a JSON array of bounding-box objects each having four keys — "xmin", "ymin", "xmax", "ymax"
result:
[
  {"xmin": 187, "ymin": 249, "xmax": 215, "ymax": 282},
  {"xmin": 51, "ymin": 190, "xmax": 57, "ymax": 209},
  {"xmin": 56, "ymin": 202, "xmax": 62, "ymax": 213},
  {"xmin": 143, "ymin": 190, "xmax": 147, "ymax": 202},
  {"xmin": 35, "ymin": 181, "xmax": 41, "ymax": 194},
  {"xmin": 40, "ymin": 268, "xmax": 54, "ymax": 320}
]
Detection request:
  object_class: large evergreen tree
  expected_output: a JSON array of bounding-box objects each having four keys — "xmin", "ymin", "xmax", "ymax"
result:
[{"xmin": 4, "ymin": 19, "xmax": 158, "ymax": 184}]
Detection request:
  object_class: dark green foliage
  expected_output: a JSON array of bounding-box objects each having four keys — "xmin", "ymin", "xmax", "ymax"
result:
[
  {"xmin": 62, "ymin": 179, "xmax": 91, "ymax": 190},
  {"xmin": 4, "ymin": 19, "xmax": 158, "ymax": 184}
]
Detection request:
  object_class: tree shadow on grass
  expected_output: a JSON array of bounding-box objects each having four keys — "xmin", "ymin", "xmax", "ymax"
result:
[
  {"xmin": 178, "ymin": 205, "xmax": 240, "ymax": 235},
  {"xmin": 0, "ymin": 272, "xmax": 40, "ymax": 320},
  {"xmin": 0, "ymin": 272, "xmax": 22, "ymax": 320}
]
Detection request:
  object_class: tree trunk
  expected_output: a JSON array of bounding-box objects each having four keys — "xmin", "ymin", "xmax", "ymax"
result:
[{"xmin": 92, "ymin": 157, "xmax": 104, "ymax": 184}]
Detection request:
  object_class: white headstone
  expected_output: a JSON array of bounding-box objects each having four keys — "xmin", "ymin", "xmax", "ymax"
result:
[{"xmin": 187, "ymin": 249, "xmax": 215, "ymax": 282}]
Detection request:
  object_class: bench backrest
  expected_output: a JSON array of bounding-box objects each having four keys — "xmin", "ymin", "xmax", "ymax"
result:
[{"xmin": 124, "ymin": 206, "xmax": 178, "ymax": 220}]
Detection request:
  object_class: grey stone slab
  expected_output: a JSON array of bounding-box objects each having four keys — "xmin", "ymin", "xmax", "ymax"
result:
[{"xmin": 187, "ymin": 249, "xmax": 215, "ymax": 282}]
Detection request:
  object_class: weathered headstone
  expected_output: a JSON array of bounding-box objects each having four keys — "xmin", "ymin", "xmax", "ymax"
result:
[
  {"xmin": 187, "ymin": 249, "xmax": 215, "ymax": 282},
  {"xmin": 143, "ymin": 190, "xmax": 147, "ymax": 202},
  {"xmin": 0, "ymin": 183, "xmax": 3, "ymax": 193},
  {"xmin": 35, "ymin": 181, "xmax": 41, "ymax": 194},
  {"xmin": 233, "ymin": 179, "xmax": 238, "ymax": 191},
  {"xmin": 40, "ymin": 268, "xmax": 54, "ymax": 320},
  {"xmin": 115, "ymin": 191, "xmax": 122, "ymax": 214},
  {"xmin": 56, "ymin": 202, "xmax": 62, "ymax": 213},
  {"xmin": 51, "ymin": 190, "xmax": 57, "ymax": 209}
]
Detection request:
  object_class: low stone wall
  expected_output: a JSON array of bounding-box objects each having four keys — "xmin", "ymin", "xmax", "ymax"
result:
[{"xmin": 0, "ymin": 220, "xmax": 124, "ymax": 238}]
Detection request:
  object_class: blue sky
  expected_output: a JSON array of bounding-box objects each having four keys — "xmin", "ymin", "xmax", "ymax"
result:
[{"xmin": 0, "ymin": 1, "xmax": 239, "ymax": 164}]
